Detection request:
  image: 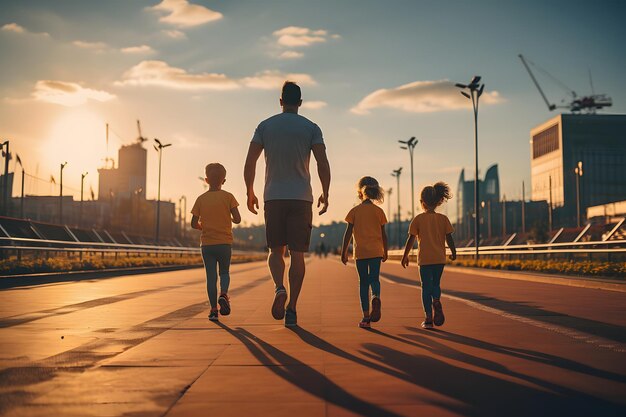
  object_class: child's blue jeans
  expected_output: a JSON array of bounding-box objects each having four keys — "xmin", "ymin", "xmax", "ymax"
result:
[
  {"xmin": 419, "ymin": 264, "xmax": 445, "ymax": 316},
  {"xmin": 201, "ymin": 244, "xmax": 232, "ymax": 308},
  {"xmin": 355, "ymin": 257, "xmax": 382, "ymax": 312}
]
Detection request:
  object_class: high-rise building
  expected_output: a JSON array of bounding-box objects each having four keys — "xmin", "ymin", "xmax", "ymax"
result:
[
  {"xmin": 98, "ymin": 143, "xmax": 147, "ymax": 200},
  {"xmin": 530, "ymin": 114, "xmax": 626, "ymax": 227},
  {"xmin": 456, "ymin": 164, "xmax": 500, "ymax": 240}
]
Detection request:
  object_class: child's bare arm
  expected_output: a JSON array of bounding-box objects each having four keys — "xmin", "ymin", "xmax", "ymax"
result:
[
  {"xmin": 401, "ymin": 235, "xmax": 416, "ymax": 268},
  {"xmin": 231, "ymin": 207, "xmax": 241, "ymax": 224},
  {"xmin": 446, "ymin": 233, "xmax": 457, "ymax": 260},
  {"xmin": 341, "ymin": 223, "xmax": 354, "ymax": 265},
  {"xmin": 191, "ymin": 215, "xmax": 202, "ymax": 230},
  {"xmin": 381, "ymin": 225, "xmax": 388, "ymax": 262}
]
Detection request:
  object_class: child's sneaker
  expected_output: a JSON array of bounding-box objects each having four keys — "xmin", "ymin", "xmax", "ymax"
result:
[
  {"xmin": 208, "ymin": 309, "xmax": 219, "ymax": 322},
  {"xmin": 421, "ymin": 318, "xmax": 434, "ymax": 329},
  {"xmin": 218, "ymin": 294, "xmax": 231, "ymax": 316},
  {"xmin": 370, "ymin": 296, "xmax": 381, "ymax": 322},
  {"xmin": 359, "ymin": 317, "xmax": 371, "ymax": 329},
  {"xmin": 432, "ymin": 299, "xmax": 445, "ymax": 326}
]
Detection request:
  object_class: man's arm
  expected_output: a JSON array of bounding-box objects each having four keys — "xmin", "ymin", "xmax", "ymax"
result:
[
  {"xmin": 312, "ymin": 143, "xmax": 331, "ymax": 215},
  {"xmin": 244, "ymin": 142, "xmax": 263, "ymax": 214}
]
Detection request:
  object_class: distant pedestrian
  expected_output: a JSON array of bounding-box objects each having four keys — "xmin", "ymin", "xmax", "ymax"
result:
[
  {"xmin": 244, "ymin": 81, "xmax": 331, "ymax": 327},
  {"xmin": 341, "ymin": 177, "xmax": 388, "ymax": 329},
  {"xmin": 401, "ymin": 182, "xmax": 456, "ymax": 329},
  {"xmin": 191, "ymin": 163, "xmax": 241, "ymax": 322}
]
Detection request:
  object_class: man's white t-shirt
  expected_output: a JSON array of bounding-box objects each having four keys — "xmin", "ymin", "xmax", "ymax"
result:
[{"xmin": 251, "ymin": 112, "xmax": 324, "ymax": 203}]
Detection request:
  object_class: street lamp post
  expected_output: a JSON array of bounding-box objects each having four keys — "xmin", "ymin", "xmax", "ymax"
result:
[
  {"xmin": 80, "ymin": 172, "xmax": 88, "ymax": 227},
  {"xmin": 456, "ymin": 76, "xmax": 485, "ymax": 260},
  {"xmin": 59, "ymin": 162, "xmax": 67, "ymax": 224},
  {"xmin": 154, "ymin": 138, "xmax": 172, "ymax": 244},
  {"xmin": 522, "ymin": 181, "xmax": 526, "ymax": 234},
  {"xmin": 16, "ymin": 154, "xmax": 24, "ymax": 219},
  {"xmin": 574, "ymin": 161, "xmax": 583, "ymax": 228},
  {"xmin": 502, "ymin": 194, "xmax": 507, "ymax": 237},
  {"xmin": 1, "ymin": 140, "xmax": 9, "ymax": 215},
  {"xmin": 179, "ymin": 195, "xmax": 187, "ymax": 241},
  {"xmin": 398, "ymin": 137, "xmax": 418, "ymax": 220},
  {"xmin": 391, "ymin": 168, "xmax": 402, "ymax": 248},
  {"xmin": 387, "ymin": 187, "xmax": 392, "ymax": 224}
]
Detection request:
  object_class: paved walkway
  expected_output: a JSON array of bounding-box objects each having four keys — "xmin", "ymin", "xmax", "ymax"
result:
[{"xmin": 0, "ymin": 258, "xmax": 625, "ymax": 417}]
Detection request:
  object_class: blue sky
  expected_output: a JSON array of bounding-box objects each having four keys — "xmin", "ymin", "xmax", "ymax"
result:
[{"xmin": 1, "ymin": 0, "xmax": 625, "ymax": 226}]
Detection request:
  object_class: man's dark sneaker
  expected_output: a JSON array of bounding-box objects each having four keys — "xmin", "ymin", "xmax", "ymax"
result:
[
  {"xmin": 432, "ymin": 299, "xmax": 445, "ymax": 326},
  {"xmin": 272, "ymin": 286, "xmax": 287, "ymax": 320},
  {"xmin": 208, "ymin": 310, "xmax": 219, "ymax": 322},
  {"xmin": 359, "ymin": 317, "xmax": 371, "ymax": 329},
  {"xmin": 284, "ymin": 308, "xmax": 297, "ymax": 327},
  {"xmin": 370, "ymin": 296, "xmax": 382, "ymax": 322},
  {"xmin": 218, "ymin": 294, "xmax": 231, "ymax": 316}
]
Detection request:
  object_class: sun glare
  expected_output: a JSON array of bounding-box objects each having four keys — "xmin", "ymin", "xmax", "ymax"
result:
[{"xmin": 42, "ymin": 109, "xmax": 108, "ymax": 193}]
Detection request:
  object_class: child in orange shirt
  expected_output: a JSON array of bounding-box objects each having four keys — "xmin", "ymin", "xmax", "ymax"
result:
[
  {"xmin": 341, "ymin": 177, "xmax": 388, "ymax": 328},
  {"xmin": 191, "ymin": 163, "xmax": 241, "ymax": 322},
  {"xmin": 401, "ymin": 182, "xmax": 456, "ymax": 329}
]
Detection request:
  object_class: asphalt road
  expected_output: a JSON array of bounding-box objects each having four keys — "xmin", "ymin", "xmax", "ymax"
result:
[{"xmin": 0, "ymin": 258, "xmax": 624, "ymax": 417}]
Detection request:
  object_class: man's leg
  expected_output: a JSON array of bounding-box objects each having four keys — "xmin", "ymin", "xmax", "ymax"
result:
[
  {"xmin": 286, "ymin": 250, "xmax": 305, "ymax": 311},
  {"xmin": 268, "ymin": 246, "xmax": 286, "ymax": 288}
]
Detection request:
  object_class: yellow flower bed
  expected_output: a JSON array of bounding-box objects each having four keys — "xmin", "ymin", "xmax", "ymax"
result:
[{"xmin": 451, "ymin": 258, "xmax": 626, "ymax": 278}]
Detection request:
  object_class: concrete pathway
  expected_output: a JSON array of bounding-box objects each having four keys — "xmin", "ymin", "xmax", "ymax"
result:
[{"xmin": 0, "ymin": 258, "xmax": 625, "ymax": 416}]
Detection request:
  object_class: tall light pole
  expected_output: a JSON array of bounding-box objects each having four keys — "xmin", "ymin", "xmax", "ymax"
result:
[
  {"xmin": 387, "ymin": 187, "xmax": 392, "ymax": 223},
  {"xmin": 1, "ymin": 140, "xmax": 9, "ymax": 215},
  {"xmin": 80, "ymin": 172, "xmax": 88, "ymax": 227},
  {"xmin": 179, "ymin": 195, "xmax": 187, "ymax": 241},
  {"xmin": 154, "ymin": 138, "xmax": 172, "ymax": 244},
  {"xmin": 391, "ymin": 167, "xmax": 402, "ymax": 248},
  {"xmin": 575, "ymin": 161, "xmax": 583, "ymax": 228},
  {"xmin": 399, "ymin": 137, "xmax": 418, "ymax": 219},
  {"xmin": 59, "ymin": 162, "xmax": 67, "ymax": 224},
  {"xmin": 548, "ymin": 175, "xmax": 553, "ymax": 232},
  {"xmin": 16, "ymin": 154, "xmax": 24, "ymax": 219},
  {"xmin": 456, "ymin": 76, "xmax": 485, "ymax": 260},
  {"xmin": 521, "ymin": 181, "xmax": 526, "ymax": 234},
  {"xmin": 502, "ymin": 194, "xmax": 507, "ymax": 237}
]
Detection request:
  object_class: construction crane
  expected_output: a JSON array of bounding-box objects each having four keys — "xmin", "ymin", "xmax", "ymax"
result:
[
  {"xmin": 518, "ymin": 54, "xmax": 612, "ymax": 114},
  {"xmin": 136, "ymin": 120, "xmax": 148, "ymax": 144}
]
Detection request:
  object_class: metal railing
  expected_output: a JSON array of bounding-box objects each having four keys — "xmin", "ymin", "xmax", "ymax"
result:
[
  {"xmin": 388, "ymin": 239, "xmax": 626, "ymax": 259},
  {"xmin": 0, "ymin": 236, "xmax": 201, "ymax": 260}
]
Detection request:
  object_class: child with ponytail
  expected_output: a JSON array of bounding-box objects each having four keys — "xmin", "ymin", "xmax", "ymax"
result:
[
  {"xmin": 401, "ymin": 182, "xmax": 456, "ymax": 329},
  {"xmin": 341, "ymin": 177, "xmax": 388, "ymax": 329}
]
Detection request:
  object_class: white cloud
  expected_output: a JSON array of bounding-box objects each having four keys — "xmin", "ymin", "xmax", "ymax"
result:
[
  {"xmin": 149, "ymin": 0, "xmax": 223, "ymax": 27},
  {"xmin": 278, "ymin": 51, "xmax": 304, "ymax": 60},
  {"xmin": 162, "ymin": 29, "xmax": 186, "ymax": 39},
  {"xmin": 121, "ymin": 45, "xmax": 156, "ymax": 54},
  {"xmin": 32, "ymin": 80, "xmax": 116, "ymax": 107},
  {"xmin": 301, "ymin": 101, "xmax": 327, "ymax": 109},
  {"xmin": 1, "ymin": 23, "xmax": 24, "ymax": 33},
  {"xmin": 273, "ymin": 26, "xmax": 336, "ymax": 47},
  {"xmin": 1, "ymin": 22, "xmax": 49, "ymax": 37},
  {"xmin": 72, "ymin": 40, "xmax": 109, "ymax": 52},
  {"xmin": 240, "ymin": 70, "xmax": 316, "ymax": 90},
  {"xmin": 116, "ymin": 60, "xmax": 239, "ymax": 90},
  {"xmin": 351, "ymin": 79, "xmax": 504, "ymax": 115}
]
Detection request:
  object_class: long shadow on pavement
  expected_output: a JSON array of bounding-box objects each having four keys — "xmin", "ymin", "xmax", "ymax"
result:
[
  {"xmin": 216, "ymin": 323, "xmax": 405, "ymax": 417},
  {"xmin": 361, "ymin": 342, "xmax": 625, "ymax": 417},
  {"xmin": 404, "ymin": 328, "xmax": 626, "ymax": 384},
  {"xmin": 381, "ymin": 271, "xmax": 626, "ymax": 344}
]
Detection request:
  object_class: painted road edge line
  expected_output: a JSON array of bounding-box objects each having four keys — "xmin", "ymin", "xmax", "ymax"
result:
[{"xmin": 380, "ymin": 274, "xmax": 626, "ymax": 354}]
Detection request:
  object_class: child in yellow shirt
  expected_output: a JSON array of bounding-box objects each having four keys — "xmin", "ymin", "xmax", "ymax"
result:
[
  {"xmin": 341, "ymin": 177, "xmax": 388, "ymax": 328},
  {"xmin": 401, "ymin": 182, "xmax": 456, "ymax": 329},
  {"xmin": 191, "ymin": 163, "xmax": 241, "ymax": 321}
]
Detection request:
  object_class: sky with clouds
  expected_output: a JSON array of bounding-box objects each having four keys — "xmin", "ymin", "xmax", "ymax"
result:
[{"xmin": 1, "ymin": 0, "xmax": 625, "ymax": 227}]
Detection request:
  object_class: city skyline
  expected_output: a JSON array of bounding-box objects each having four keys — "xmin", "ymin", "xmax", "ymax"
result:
[{"xmin": 2, "ymin": 0, "xmax": 626, "ymax": 226}]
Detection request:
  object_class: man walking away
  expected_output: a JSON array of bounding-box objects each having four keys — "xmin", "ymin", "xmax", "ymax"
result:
[{"xmin": 244, "ymin": 81, "xmax": 331, "ymax": 327}]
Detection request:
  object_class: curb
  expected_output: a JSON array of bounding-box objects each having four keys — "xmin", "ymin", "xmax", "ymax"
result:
[
  {"xmin": 0, "ymin": 264, "xmax": 204, "ymax": 289},
  {"xmin": 444, "ymin": 265, "xmax": 626, "ymax": 293}
]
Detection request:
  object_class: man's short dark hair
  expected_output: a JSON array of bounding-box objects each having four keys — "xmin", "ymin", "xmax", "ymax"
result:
[{"xmin": 281, "ymin": 81, "xmax": 301, "ymax": 105}]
